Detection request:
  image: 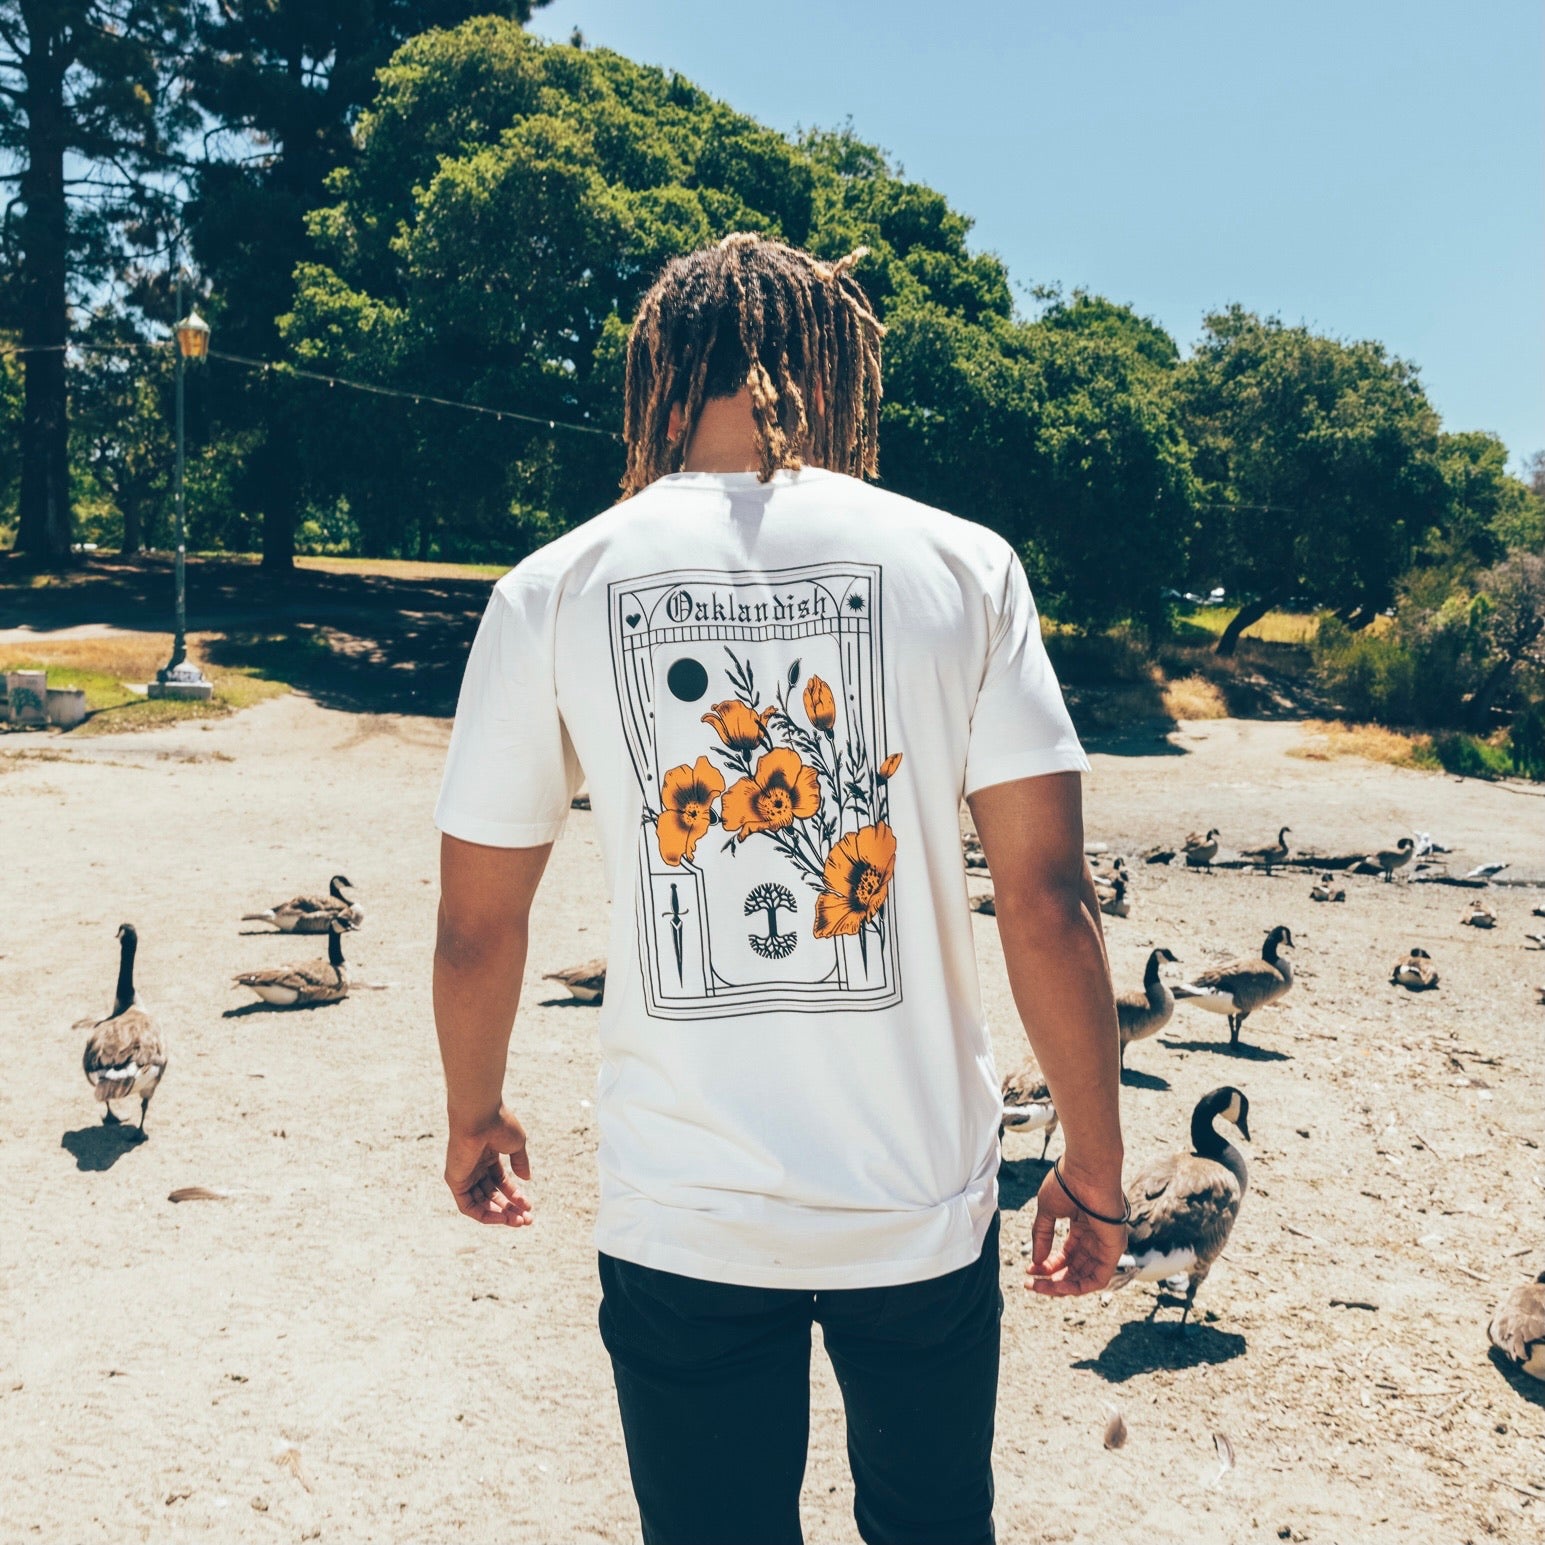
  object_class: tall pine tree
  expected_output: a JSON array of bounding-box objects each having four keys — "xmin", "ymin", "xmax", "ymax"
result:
[{"xmin": 1, "ymin": 1, "xmax": 191, "ymax": 562}]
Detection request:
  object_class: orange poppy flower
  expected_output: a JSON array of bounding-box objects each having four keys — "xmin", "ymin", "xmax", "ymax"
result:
[
  {"xmin": 701, "ymin": 698, "xmax": 775, "ymax": 752},
  {"xmin": 803, "ymin": 675, "xmax": 836, "ymax": 733},
  {"xmin": 720, "ymin": 747, "xmax": 821, "ymax": 838},
  {"xmin": 813, "ymin": 822, "xmax": 897, "ymax": 938},
  {"xmin": 878, "ymin": 752, "xmax": 903, "ymax": 781},
  {"xmin": 655, "ymin": 756, "xmax": 725, "ymax": 866}
]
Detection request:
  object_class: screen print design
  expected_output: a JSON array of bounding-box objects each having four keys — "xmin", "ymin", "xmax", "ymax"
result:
[{"xmin": 610, "ymin": 563, "xmax": 903, "ymax": 1019}]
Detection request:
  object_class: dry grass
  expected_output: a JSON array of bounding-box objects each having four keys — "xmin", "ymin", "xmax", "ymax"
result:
[
  {"xmin": 1289, "ymin": 718, "xmax": 1436, "ymax": 769},
  {"xmin": 1177, "ymin": 606, "xmax": 1326, "ymax": 645},
  {"xmin": 1160, "ymin": 674, "xmax": 1228, "ymax": 720},
  {"xmin": 1, "ymin": 631, "xmax": 289, "ymax": 735},
  {"xmin": 294, "ymin": 555, "xmax": 507, "ymax": 581}
]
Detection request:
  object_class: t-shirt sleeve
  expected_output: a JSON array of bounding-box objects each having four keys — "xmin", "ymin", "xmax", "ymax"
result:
[
  {"xmin": 434, "ymin": 582, "xmax": 582, "ymax": 847},
  {"xmin": 962, "ymin": 549, "xmax": 1090, "ymax": 798}
]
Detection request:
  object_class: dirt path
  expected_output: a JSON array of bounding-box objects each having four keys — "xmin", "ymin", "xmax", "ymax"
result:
[{"xmin": 2, "ymin": 700, "xmax": 1542, "ymax": 1543}]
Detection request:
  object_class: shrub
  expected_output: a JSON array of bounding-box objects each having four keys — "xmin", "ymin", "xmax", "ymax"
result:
[
  {"xmin": 1431, "ymin": 732, "xmax": 1514, "ymax": 779},
  {"xmin": 1507, "ymin": 704, "xmax": 1545, "ymax": 780},
  {"xmin": 1311, "ymin": 618, "xmax": 1420, "ymax": 724}
]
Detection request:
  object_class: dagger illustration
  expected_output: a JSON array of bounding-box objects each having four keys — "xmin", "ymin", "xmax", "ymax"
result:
[{"xmin": 663, "ymin": 882, "xmax": 687, "ymax": 986}]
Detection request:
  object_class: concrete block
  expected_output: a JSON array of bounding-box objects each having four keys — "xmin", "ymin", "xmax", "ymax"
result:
[{"xmin": 46, "ymin": 687, "xmax": 87, "ymax": 728}]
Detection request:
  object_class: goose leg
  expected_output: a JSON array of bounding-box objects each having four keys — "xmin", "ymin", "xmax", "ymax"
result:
[
  {"xmin": 138, "ymin": 1096, "xmax": 151, "ymax": 1133},
  {"xmin": 1179, "ymin": 1277, "xmax": 1200, "ymax": 1326},
  {"xmin": 1040, "ymin": 1129, "xmax": 1052, "ymax": 1161},
  {"xmin": 1229, "ymin": 1016, "xmax": 1242, "ymax": 1050},
  {"xmin": 101, "ymin": 1103, "xmax": 120, "ymax": 1126}
]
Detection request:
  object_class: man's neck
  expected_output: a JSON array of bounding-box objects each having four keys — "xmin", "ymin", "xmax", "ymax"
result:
[{"xmin": 680, "ymin": 389, "xmax": 767, "ymax": 473}]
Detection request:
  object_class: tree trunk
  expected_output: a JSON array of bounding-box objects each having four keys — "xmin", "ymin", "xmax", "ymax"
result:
[
  {"xmin": 121, "ymin": 496, "xmax": 144, "ymax": 555},
  {"xmin": 261, "ymin": 498, "xmax": 296, "ymax": 570},
  {"xmin": 13, "ymin": 54, "xmax": 73, "ymax": 564},
  {"xmin": 1215, "ymin": 594, "xmax": 1280, "ymax": 657}
]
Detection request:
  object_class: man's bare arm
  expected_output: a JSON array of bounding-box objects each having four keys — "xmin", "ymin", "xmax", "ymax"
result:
[
  {"xmin": 968, "ymin": 772, "xmax": 1126, "ymax": 1293},
  {"xmin": 434, "ymin": 833, "xmax": 552, "ymax": 1227}
]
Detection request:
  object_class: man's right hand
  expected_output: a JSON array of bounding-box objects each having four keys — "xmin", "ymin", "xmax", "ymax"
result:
[{"xmin": 445, "ymin": 1105, "xmax": 534, "ymax": 1228}]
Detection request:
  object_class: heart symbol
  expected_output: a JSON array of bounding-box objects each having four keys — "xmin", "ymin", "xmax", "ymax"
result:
[{"xmin": 625, "ymin": 613, "xmax": 641, "ymax": 628}]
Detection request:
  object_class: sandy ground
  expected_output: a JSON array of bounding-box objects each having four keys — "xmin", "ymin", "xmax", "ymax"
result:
[{"xmin": 2, "ymin": 696, "xmax": 1544, "ymax": 1544}]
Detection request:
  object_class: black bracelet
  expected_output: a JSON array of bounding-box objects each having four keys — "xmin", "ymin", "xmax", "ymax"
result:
[{"xmin": 1053, "ymin": 1158, "xmax": 1131, "ymax": 1227}]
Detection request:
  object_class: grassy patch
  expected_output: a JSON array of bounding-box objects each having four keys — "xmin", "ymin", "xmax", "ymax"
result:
[
  {"xmin": 1, "ymin": 631, "xmax": 290, "ymax": 736},
  {"xmin": 1175, "ymin": 606, "xmax": 1325, "ymax": 645},
  {"xmin": 294, "ymin": 554, "xmax": 507, "ymax": 581},
  {"xmin": 1161, "ymin": 674, "xmax": 1228, "ymax": 720},
  {"xmin": 1290, "ymin": 719, "xmax": 1438, "ymax": 769}
]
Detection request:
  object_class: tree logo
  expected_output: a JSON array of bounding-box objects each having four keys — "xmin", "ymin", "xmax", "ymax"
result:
[{"xmin": 744, "ymin": 883, "xmax": 798, "ymax": 960}]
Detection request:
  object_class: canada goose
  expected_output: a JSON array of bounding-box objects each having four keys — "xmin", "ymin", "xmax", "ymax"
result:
[
  {"xmin": 1525, "ymin": 934, "xmax": 1545, "ymax": 951},
  {"xmin": 1390, "ymin": 946, "xmax": 1439, "ymax": 991},
  {"xmin": 1001, "ymin": 1055, "xmax": 1058, "ymax": 1158},
  {"xmin": 233, "ymin": 918, "xmax": 352, "ymax": 1007},
  {"xmin": 967, "ymin": 892, "xmax": 996, "ymax": 917},
  {"xmin": 1488, "ymin": 1271, "xmax": 1545, "ymax": 1381},
  {"xmin": 1184, "ymin": 829, "xmax": 1221, "ymax": 868},
  {"xmin": 1310, "ymin": 873, "xmax": 1346, "ymax": 903},
  {"xmin": 962, "ymin": 835, "xmax": 988, "ymax": 872},
  {"xmin": 1172, "ymin": 926, "xmax": 1294, "ymax": 1049},
  {"xmin": 1117, "ymin": 947, "xmax": 1178, "ymax": 1066},
  {"xmin": 1109, "ymin": 1085, "xmax": 1250, "ymax": 1324},
  {"xmin": 1239, "ymin": 827, "xmax": 1292, "ymax": 874},
  {"xmin": 1098, "ymin": 875, "xmax": 1131, "ymax": 919},
  {"xmin": 82, "ymin": 924, "xmax": 168, "ymax": 1133},
  {"xmin": 543, "ymin": 959, "xmax": 606, "ymax": 1003},
  {"xmin": 1461, "ymin": 899, "xmax": 1497, "ymax": 929},
  {"xmin": 1367, "ymin": 836, "xmax": 1414, "ymax": 883},
  {"xmin": 242, "ymin": 874, "xmax": 363, "ymax": 934}
]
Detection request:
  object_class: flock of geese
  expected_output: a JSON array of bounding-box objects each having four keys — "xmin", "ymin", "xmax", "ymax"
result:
[
  {"xmin": 74, "ymin": 834, "xmax": 1544, "ymax": 1385},
  {"xmin": 993, "ymin": 824, "xmax": 1545, "ymax": 1376},
  {"xmin": 76, "ymin": 876, "xmax": 364, "ymax": 1132}
]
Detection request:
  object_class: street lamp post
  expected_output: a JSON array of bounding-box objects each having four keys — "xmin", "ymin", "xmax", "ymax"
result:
[{"xmin": 150, "ymin": 266, "xmax": 213, "ymax": 701}]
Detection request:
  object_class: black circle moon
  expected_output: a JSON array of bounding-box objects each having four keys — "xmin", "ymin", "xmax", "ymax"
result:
[{"xmin": 667, "ymin": 657, "xmax": 709, "ymax": 702}]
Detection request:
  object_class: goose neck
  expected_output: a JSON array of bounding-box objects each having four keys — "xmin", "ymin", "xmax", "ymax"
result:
[
  {"xmin": 1191, "ymin": 1107, "xmax": 1249, "ymax": 1195},
  {"xmin": 114, "ymin": 933, "xmax": 137, "ymax": 1014}
]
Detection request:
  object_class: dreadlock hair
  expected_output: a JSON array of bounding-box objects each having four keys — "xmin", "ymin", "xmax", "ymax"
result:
[{"xmin": 621, "ymin": 232, "xmax": 885, "ymax": 496}]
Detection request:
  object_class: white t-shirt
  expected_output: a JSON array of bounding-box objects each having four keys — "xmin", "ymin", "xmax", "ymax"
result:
[{"xmin": 435, "ymin": 466, "xmax": 1088, "ymax": 1289}]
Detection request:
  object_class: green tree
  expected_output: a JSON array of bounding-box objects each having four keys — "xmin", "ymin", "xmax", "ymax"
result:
[
  {"xmin": 1176, "ymin": 306, "xmax": 1448, "ymax": 654},
  {"xmin": 184, "ymin": 0, "xmax": 551, "ymax": 570},
  {"xmin": 283, "ymin": 18, "xmax": 1195, "ymax": 618},
  {"xmin": 1, "ymin": 0, "xmax": 192, "ymax": 563}
]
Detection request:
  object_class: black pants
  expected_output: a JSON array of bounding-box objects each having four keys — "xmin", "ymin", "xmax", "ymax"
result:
[{"xmin": 598, "ymin": 1214, "xmax": 1001, "ymax": 1545}]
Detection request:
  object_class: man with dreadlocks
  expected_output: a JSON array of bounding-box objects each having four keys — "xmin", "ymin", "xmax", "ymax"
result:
[{"xmin": 433, "ymin": 233, "xmax": 1126, "ymax": 1545}]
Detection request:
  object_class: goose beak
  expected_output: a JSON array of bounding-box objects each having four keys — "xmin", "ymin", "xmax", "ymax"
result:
[{"xmin": 1237, "ymin": 1112, "xmax": 1251, "ymax": 1142}]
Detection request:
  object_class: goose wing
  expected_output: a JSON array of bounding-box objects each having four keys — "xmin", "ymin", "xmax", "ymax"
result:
[
  {"xmin": 1126, "ymin": 1154, "xmax": 1242, "ymax": 1265},
  {"xmin": 1489, "ymin": 1283, "xmax": 1545, "ymax": 1375},
  {"xmin": 83, "ymin": 1007, "xmax": 166, "ymax": 1090},
  {"xmin": 1001, "ymin": 1058, "xmax": 1050, "ymax": 1106},
  {"xmin": 1179, "ymin": 956, "xmax": 1286, "ymax": 1010},
  {"xmin": 234, "ymin": 959, "xmax": 341, "ymax": 993},
  {"xmin": 544, "ymin": 959, "xmax": 606, "ymax": 987}
]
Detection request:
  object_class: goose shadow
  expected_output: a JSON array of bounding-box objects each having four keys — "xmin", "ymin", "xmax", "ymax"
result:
[
  {"xmin": 1073, "ymin": 1317, "xmax": 1247, "ymax": 1382},
  {"xmin": 61, "ymin": 1123, "xmax": 146, "ymax": 1171},
  {"xmin": 1120, "ymin": 1067, "xmax": 1171, "ymax": 1092},
  {"xmin": 1158, "ymin": 1037, "xmax": 1291, "ymax": 1063},
  {"xmin": 997, "ymin": 1154, "xmax": 1053, "ymax": 1212},
  {"xmin": 221, "ymin": 999, "xmax": 346, "ymax": 1019},
  {"xmin": 1489, "ymin": 1347, "xmax": 1545, "ymax": 1408},
  {"xmin": 538, "ymin": 996, "xmax": 601, "ymax": 1009}
]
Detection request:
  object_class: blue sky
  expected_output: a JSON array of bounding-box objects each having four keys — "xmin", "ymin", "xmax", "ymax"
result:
[{"xmin": 533, "ymin": 0, "xmax": 1543, "ymax": 469}]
